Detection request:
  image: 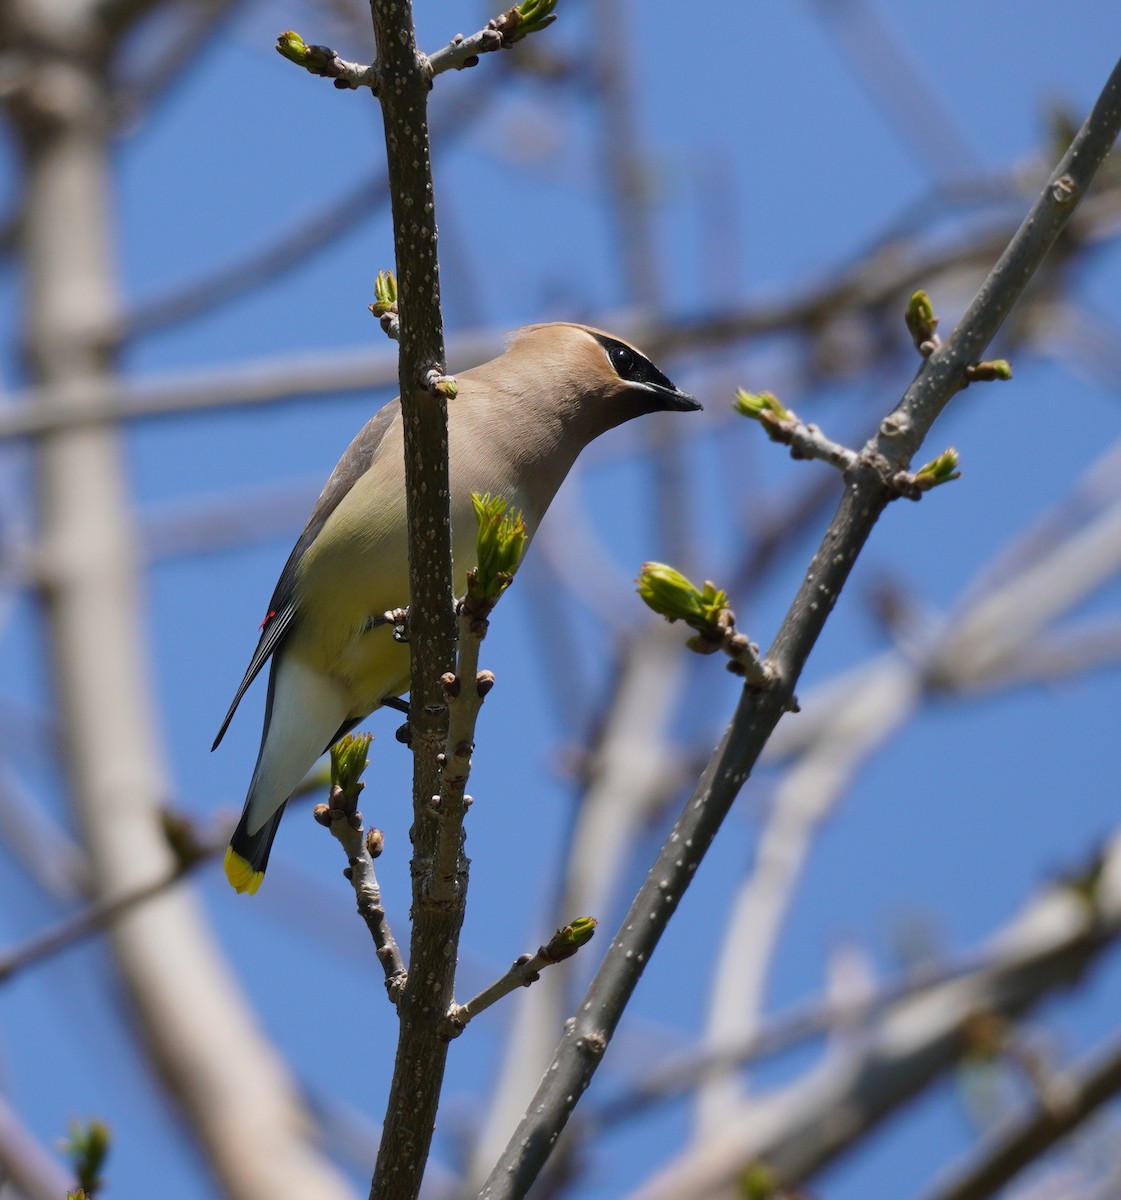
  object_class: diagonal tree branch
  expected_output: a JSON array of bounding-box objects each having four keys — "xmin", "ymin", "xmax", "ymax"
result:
[
  {"xmin": 477, "ymin": 51, "xmax": 1121, "ymax": 1200},
  {"xmin": 919, "ymin": 1027, "xmax": 1121, "ymax": 1200},
  {"xmin": 697, "ymin": 437, "xmax": 1121, "ymax": 1127},
  {"xmin": 0, "ymin": 1092, "xmax": 76, "ymax": 1200},
  {"xmin": 630, "ymin": 832, "xmax": 1121, "ymax": 1200},
  {"xmin": 124, "ymin": 74, "xmax": 498, "ymax": 338}
]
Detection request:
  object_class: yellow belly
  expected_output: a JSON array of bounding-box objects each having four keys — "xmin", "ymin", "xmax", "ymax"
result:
[
  {"xmin": 283, "ymin": 393, "xmax": 541, "ymax": 719},
  {"xmin": 286, "ymin": 473, "xmax": 499, "ymax": 717}
]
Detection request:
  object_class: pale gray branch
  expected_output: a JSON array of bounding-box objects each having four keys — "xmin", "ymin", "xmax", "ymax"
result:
[
  {"xmin": 8, "ymin": 6, "xmax": 355, "ymax": 1196},
  {"xmin": 630, "ymin": 834, "xmax": 1121, "ymax": 1200},
  {"xmin": 0, "ymin": 336, "xmax": 500, "ymax": 441},
  {"xmin": 4, "ymin": 155, "xmax": 1119, "ymax": 442},
  {"xmin": 125, "ymin": 76, "xmax": 497, "ymax": 338},
  {"xmin": 0, "ymin": 1092, "xmax": 76, "ymax": 1200},
  {"xmin": 809, "ymin": 0, "xmax": 982, "ymax": 179},
  {"xmin": 920, "ymin": 1029, "xmax": 1121, "ymax": 1200}
]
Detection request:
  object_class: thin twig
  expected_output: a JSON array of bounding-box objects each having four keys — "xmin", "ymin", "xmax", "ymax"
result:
[
  {"xmin": 735, "ymin": 390, "xmax": 860, "ymax": 473},
  {"xmin": 0, "ymin": 847, "xmax": 207, "ymax": 985},
  {"xmin": 279, "ymin": 4, "xmax": 555, "ymax": 91},
  {"xmin": 425, "ymin": 27, "xmax": 506, "ymax": 77},
  {"xmin": 316, "ymin": 740, "xmax": 407, "ymax": 1002},
  {"xmin": 0, "ymin": 789, "xmax": 329, "ymax": 984},
  {"xmin": 275, "ymin": 32, "xmax": 380, "ymax": 89},
  {"xmin": 445, "ymin": 919, "xmax": 596, "ymax": 1036},
  {"xmin": 446, "ymin": 953, "xmax": 554, "ymax": 1031},
  {"xmin": 328, "ymin": 820, "xmax": 406, "ymax": 1002}
]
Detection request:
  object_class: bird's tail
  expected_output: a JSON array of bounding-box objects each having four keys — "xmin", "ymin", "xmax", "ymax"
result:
[
  {"xmin": 225, "ymin": 802, "xmax": 287, "ymax": 895},
  {"xmin": 223, "ymin": 652, "xmax": 350, "ymax": 895}
]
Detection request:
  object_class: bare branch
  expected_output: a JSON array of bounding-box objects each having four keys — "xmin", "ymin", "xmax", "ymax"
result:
[
  {"xmin": 0, "ymin": 1092, "xmax": 77, "ymax": 1200},
  {"xmin": 365, "ymin": 0, "xmax": 458, "ymax": 1194},
  {"xmin": 929, "ymin": 495, "xmax": 1121, "ymax": 691},
  {"xmin": 3, "ymin": 152, "xmax": 1119, "ymax": 443},
  {"xmin": 0, "ymin": 830, "xmax": 208, "ymax": 985},
  {"xmin": 5, "ymin": 4, "xmax": 355, "ymax": 1195},
  {"xmin": 478, "ymin": 53, "xmax": 1121, "ymax": 1200},
  {"xmin": 604, "ymin": 875, "xmax": 1119, "ymax": 1128},
  {"xmin": 630, "ymin": 833, "xmax": 1121, "ymax": 1199},
  {"xmin": 276, "ymin": 2, "xmax": 557, "ymax": 90},
  {"xmin": 446, "ymin": 919, "xmax": 596, "ymax": 1036},
  {"xmin": 110, "ymin": 0, "xmax": 240, "ymax": 124},
  {"xmin": 733, "ymin": 388, "xmax": 860, "ymax": 473},
  {"xmin": 0, "ymin": 338, "xmax": 499, "ymax": 441},
  {"xmin": 920, "ymin": 1029, "xmax": 1121, "ymax": 1200},
  {"xmin": 318, "ymin": 738, "xmax": 407, "ymax": 1003},
  {"xmin": 809, "ymin": 0, "xmax": 982, "ymax": 179}
]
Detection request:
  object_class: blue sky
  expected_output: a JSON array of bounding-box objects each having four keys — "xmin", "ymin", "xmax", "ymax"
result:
[{"xmin": 2, "ymin": 2, "xmax": 1120, "ymax": 1197}]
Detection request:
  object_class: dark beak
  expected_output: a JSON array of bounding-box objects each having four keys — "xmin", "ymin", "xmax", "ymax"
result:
[{"xmin": 652, "ymin": 383, "xmax": 702, "ymax": 413}]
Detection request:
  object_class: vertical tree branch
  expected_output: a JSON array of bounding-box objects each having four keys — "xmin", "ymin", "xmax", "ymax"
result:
[
  {"xmin": 365, "ymin": 2, "xmax": 459, "ymax": 1197},
  {"xmin": 8, "ymin": 9, "xmax": 354, "ymax": 1200}
]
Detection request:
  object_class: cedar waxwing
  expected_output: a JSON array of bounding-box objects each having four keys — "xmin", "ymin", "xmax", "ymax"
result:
[{"xmin": 214, "ymin": 322, "xmax": 701, "ymax": 894}]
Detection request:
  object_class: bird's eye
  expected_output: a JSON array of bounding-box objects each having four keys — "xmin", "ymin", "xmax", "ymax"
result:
[{"xmin": 609, "ymin": 344, "xmax": 637, "ymax": 377}]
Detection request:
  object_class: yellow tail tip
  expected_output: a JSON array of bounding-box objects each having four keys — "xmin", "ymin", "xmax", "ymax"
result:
[{"xmin": 224, "ymin": 846, "xmax": 264, "ymax": 895}]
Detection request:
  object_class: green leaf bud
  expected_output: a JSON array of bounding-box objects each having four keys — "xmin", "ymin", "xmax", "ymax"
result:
[
  {"xmin": 636, "ymin": 562, "xmax": 729, "ymax": 636},
  {"xmin": 913, "ymin": 446, "xmax": 961, "ymax": 490},
  {"xmin": 733, "ymin": 388, "xmax": 791, "ymax": 424},
  {"xmin": 469, "ymin": 493, "xmax": 528, "ymax": 602},
  {"xmin": 330, "ymin": 733, "xmax": 373, "ymax": 797},
  {"xmin": 544, "ymin": 916, "xmax": 597, "ymax": 962},
  {"xmin": 905, "ymin": 289, "xmax": 940, "ymax": 351},
  {"xmin": 370, "ymin": 269, "xmax": 398, "ymax": 315}
]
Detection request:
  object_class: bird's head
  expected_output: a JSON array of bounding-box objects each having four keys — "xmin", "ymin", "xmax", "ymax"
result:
[{"xmin": 505, "ymin": 322, "xmax": 701, "ymax": 437}]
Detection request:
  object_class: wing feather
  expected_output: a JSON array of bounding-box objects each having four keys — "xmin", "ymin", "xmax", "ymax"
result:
[{"xmin": 212, "ymin": 399, "xmax": 401, "ymax": 750}]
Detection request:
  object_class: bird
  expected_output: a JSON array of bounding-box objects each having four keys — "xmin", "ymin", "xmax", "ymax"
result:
[{"xmin": 213, "ymin": 322, "xmax": 701, "ymax": 894}]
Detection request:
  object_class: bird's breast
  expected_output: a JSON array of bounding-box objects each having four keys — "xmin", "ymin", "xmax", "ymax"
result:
[{"xmin": 287, "ymin": 457, "xmax": 531, "ymax": 715}]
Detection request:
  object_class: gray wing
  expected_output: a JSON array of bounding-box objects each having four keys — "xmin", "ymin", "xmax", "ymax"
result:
[{"xmin": 212, "ymin": 399, "xmax": 401, "ymax": 749}]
